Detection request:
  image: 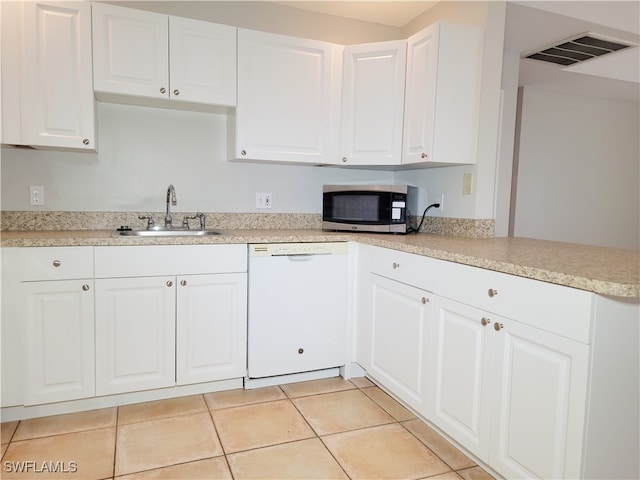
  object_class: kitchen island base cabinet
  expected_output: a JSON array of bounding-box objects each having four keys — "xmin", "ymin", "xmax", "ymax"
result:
[
  {"xmin": 366, "ymin": 274, "xmax": 431, "ymax": 414},
  {"xmin": 428, "ymin": 295, "xmax": 589, "ymax": 478}
]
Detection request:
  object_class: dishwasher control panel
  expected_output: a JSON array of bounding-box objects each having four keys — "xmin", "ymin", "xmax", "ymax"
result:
[{"xmin": 249, "ymin": 242, "xmax": 348, "ymax": 256}]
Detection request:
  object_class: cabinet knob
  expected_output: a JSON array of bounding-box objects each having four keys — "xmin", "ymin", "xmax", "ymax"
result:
[
  {"xmin": 173, "ymin": 89, "xmax": 180, "ymax": 96},
  {"xmin": 82, "ymin": 284, "xmax": 90, "ymax": 291},
  {"xmin": 421, "ymin": 297, "xmax": 429, "ymax": 304},
  {"xmin": 52, "ymin": 260, "xmax": 61, "ymax": 267},
  {"xmin": 421, "ymin": 152, "xmax": 428, "ymax": 159},
  {"xmin": 166, "ymin": 280, "xmax": 173, "ymax": 287},
  {"xmin": 82, "ymin": 138, "xmax": 89, "ymax": 145},
  {"xmin": 481, "ymin": 317, "xmax": 490, "ymax": 326},
  {"xmin": 494, "ymin": 322, "xmax": 504, "ymax": 331},
  {"xmin": 160, "ymin": 87, "xmax": 167, "ymax": 94},
  {"xmin": 341, "ymin": 157, "xmax": 348, "ymax": 163},
  {"xmin": 180, "ymin": 280, "xmax": 187, "ymax": 286},
  {"xmin": 298, "ymin": 348, "xmax": 304, "ymax": 354},
  {"xmin": 488, "ymin": 288, "xmax": 498, "ymax": 298},
  {"xmin": 392, "ymin": 262, "xmax": 400, "ymax": 269},
  {"xmin": 241, "ymin": 150, "xmax": 247, "ymax": 156}
]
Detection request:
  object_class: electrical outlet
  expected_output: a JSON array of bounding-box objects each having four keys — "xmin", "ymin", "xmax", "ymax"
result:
[
  {"xmin": 256, "ymin": 192, "xmax": 272, "ymax": 209},
  {"xmin": 439, "ymin": 194, "xmax": 444, "ymax": 211},
  {"xmin": 30, "ymin": 185, "xmax": 44, "ymax": 206}
]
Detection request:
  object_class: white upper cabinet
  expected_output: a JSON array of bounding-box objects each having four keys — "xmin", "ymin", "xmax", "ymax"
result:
[
  {"xmin": 169, "ymin": 16, "xmax": 236, "ymax": 106},
  {"xmin": 92, "ymin": 3, "xmax": 236, "ymax": 108},
  {"xmin": 403, "ymin": 22, "xmax": 483, "ymax": 165},
  {"xmin": 339, "ymin": 40, "xmax": 406, "ymax": 166},
  {"xmin": 235, "ymin": 29, "xmax": 342, "ymax": 164},
  {"xmin": 2, "ymin": 1, "xmax": 96, "ymax": 150}
]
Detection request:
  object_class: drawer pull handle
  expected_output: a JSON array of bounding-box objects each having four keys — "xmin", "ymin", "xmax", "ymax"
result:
[
  {"xmin": 488, "ymin": 288, "xmax": 498, "ymax": 297},
  {"xmin": 166, "ymin": 281, "xmax": 173, "ymax": 287},
  {"xmin": 393, "ymin": 262, "xmax": 400, "ymax": 269},
  {"xmin": 298, "ymin": 348, "xmax": 304, "ymax": 354},
  {"xmin": 52, "ymin": 260, "xmax": 61, "ymax": 267},
  {"xmin": 180, "ymin": 280, "xmax": 187, "ymax": 286},
  {"xmin": 481, "ymin": 317, "xmax": 490, "ymax": 326},
  {"xmin": 494, "ymin": 322, "xmax": 504, "ymax": 331},
  {"xmin": 82, "ymin": 284, "xmax": 90, "ymax": 291},
  {"xmin": 421, "ymin": 297, "xmax": 429, "ymax": 304}
]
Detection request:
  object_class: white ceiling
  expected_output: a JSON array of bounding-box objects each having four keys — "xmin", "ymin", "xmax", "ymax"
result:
[
  {"xmin": 276, "ymin": 1, "xmax": 438, "ymax": 27},
  {"xmin": 278, "ymin": 0, "xmax": 640, "ymax": 102}
]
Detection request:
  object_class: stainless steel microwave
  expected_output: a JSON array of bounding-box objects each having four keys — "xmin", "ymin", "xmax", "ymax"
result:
[{"xmin": 322, "ymin": 185, "xmax": 418, "ymax": 234}]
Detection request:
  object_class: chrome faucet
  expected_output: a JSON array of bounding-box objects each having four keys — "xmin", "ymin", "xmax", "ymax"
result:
[{"xmin": 165, "ymin": 184, "xmax": 177, "ymax": 228}]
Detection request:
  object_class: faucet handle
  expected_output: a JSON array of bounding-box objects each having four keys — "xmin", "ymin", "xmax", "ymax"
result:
[
  {"xmin": 196, "ymin": 212, "xmax": 206, "ymax": 230},
  {"xmin": 181, "ymin": 214, "xmax": 198, "ymax": 230},
  {"xmin": 138, "ymin": 215, "xmax": 155, "ymax": 230}
]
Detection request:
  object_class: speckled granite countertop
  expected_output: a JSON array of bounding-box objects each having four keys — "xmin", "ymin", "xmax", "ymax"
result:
[{"xmin": 1, "ymin": 229, "xmax": 638, "ymax": 298}]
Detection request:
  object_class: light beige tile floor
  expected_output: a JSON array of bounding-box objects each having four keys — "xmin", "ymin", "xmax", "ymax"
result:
[{"xmin": 0, "ymin": 377, "xmax": 495, "ymax": 480}]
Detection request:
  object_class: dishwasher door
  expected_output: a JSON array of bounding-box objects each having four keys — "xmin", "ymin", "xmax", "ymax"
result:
[{"xmin": 248, "ymin": 243, "xmax": 348, "ymax": 379}]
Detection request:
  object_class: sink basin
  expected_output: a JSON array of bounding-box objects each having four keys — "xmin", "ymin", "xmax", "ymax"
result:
[{"xmin": 117, "ymin": 229, "xmax": 221, "ymax": 237}]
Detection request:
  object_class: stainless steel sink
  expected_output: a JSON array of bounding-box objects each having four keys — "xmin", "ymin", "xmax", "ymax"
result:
[{"xmin": 117, "ymin": 229, "xmax": 221, "ymax": 236}]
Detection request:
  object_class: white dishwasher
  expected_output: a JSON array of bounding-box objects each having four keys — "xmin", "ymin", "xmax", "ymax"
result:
[{"xmin": 247, "ymin": 242, "xmax": 348, "ymax": 380}]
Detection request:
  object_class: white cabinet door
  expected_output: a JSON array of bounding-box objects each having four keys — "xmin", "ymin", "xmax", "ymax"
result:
[
  {"xmin": 403, "ymin": 22, "xmax": 483, "ymax": 165},
  {"xmin": 169, "ymin": 16, "xmax": 236, "ymax": 106},
  {"xmin": 176, "ymin": 273, "xmax": 247, "ymax": 385},
  {"xmin": 92, "ymin": 3, "xmax": 169, "ymax": 99},
  {"xmin": 24, "ymin": 280, "xmax": 95, "ymax": 405},
  {"xmin": 367, "ymin": 274, "xmax": 431, "ymax": 414},
  {"xmin": 21, "ymin": 1, "xmax": 95, "ymax": 150},
  {"xmin": 95, "ymin": 277, "xmax": 176, "ymax": 396},
  {"xmin": 339, "ymin": 40, "xmax": 406, "ymax": 166},
  {"xmin": 427, "ymin": 295, "xmax": 493, "ymax": 461},
  {"xmin": 236, "ymin": 29, "xmax": 342, "ymax": 164},
  {"xmin": 490, "ymin": 319, "xmax": 590, "ymax": 480},
  {"xmin": 1, "ymin": 2, "xmax": 23, "ymax": 145}
]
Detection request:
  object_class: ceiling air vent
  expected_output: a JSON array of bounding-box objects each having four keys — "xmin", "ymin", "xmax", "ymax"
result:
[{"xmin": 524, "ymin": 33, "xmax": 632, "ymax": 66}]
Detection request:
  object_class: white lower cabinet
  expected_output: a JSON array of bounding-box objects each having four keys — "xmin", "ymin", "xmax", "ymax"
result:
[
  {"xmin": 176, "ymin": 273, "xmax": 247, "ymax": 385},
  {"xmin": 428, "ymin": 295, "xmax": 589, "ymax": 478},
  {"xmin": 24, "ymin": 279, "xmax": 95, "ymax": 405},
  {"xmin": 95, "ymin": 276, "xmax": 176, "ymax": 396},
  {"xmin": 94, "ymin": 245, "xmax": 248, "ymax": 396}
]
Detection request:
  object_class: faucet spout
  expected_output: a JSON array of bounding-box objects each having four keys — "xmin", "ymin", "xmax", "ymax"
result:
[{"xmin": 165, "ymin": 184, "xmax": 177, "ymax": 228}]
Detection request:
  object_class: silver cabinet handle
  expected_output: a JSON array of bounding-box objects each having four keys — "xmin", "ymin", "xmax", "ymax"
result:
[
  {"xmin": 341, "ymin": 157, "xmax": 348, "ymax": 163},
  {"xmin": 421, "ymin": 297, "xmax": 429, "ymax": 304},
  {"xmin": 173, "ymin": 89, "xmax": 180, "ymax": 96},
  {"xmin": 160, "ymin": 87, "xmax": 167, "ymax": 94},
  {"xmin": 298, "ymin": 348, "xmax": 304, "ymax": 354},
  {"xmin": 241, "ymin": 150, "xmax": 247, "ymax": 156},
  {"xmin": 481, "ymin": 317, "xmax": 490, "ymax": 326},
  {"xmin": 166, "ymin": 280, "xmax": 173, "ymax": 287},
  {"xmin": 180, "ymin": 280, "xmax": 187, "ymax": 286},
  {"xmin": 52, "ymin": 260, "xmax": 61, "ymax": 267},
  {"xmin": 421, "ymin": 152, "xmax": 428, "ymax": 159},
  {"xmin": 488, "ymin": 288, "xmax": 498, "ymax": 297},
  {"xmin": 82, "ymin": 284, "xmax": 90, "ymax": 291},
  {"xmin": 494, "ymin": 322, "xmax": 504, "ymax": 331},
  {"xmin": 392, "ymin": 262, "xmax": 400, "ymax": 269},
  {"xmin": 82, "ymin": 138, "xmax": 89, "ymax": 145}
]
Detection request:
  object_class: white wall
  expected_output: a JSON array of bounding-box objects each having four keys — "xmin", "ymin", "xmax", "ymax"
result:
[
  {"xmin": 1, "ymin": 103, "xmax": 392, "ymax": 212},
  {"xmin": 513, "ymin": 87, "xmax": 639, "ymax": 250}
]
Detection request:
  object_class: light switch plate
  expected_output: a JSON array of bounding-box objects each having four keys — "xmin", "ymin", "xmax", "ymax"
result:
[{"xmin": 463, "ymin": 173, "xmax": 473, "ymax": 195}]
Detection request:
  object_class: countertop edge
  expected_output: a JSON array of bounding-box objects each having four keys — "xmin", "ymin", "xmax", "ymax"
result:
[{"xmin": 2, "ymin": 230, "xmax": 638, "ymax": 298}]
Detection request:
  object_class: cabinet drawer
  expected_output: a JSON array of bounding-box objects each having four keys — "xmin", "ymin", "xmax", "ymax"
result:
[
  {"xmin": 20, "ymin": 247, "xmax": 94, "ymax": 281},
  {"xmin": 434, "ymin": 260, "xmax": 594, "ymax": 343},
  {"xmin": 95, "ymin": 244, "xmax": 247, "ymax": 278},
  {"xmin": 360, "ymin": 244, "xmax": 436, "ymax": 291}
]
